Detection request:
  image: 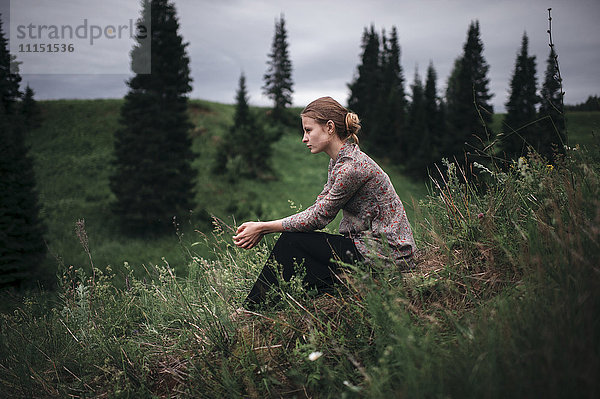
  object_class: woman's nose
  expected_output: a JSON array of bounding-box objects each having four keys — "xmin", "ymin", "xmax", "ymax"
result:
[{"xmin": 302, "ymin": 133, "xmax": 308, "ymax": 143}]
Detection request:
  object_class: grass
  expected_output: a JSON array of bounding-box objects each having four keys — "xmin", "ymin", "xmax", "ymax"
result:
[
  {"xmin": 1, "ymin": 102, "xmax": 599, "ymax": 397},
  {"xmin": 2, "ymin": 143, "xmax": 598, "ymax": 398},
  {"xmin": 26, "ymin": 99, "xmax": 427, "ymax": 284}
]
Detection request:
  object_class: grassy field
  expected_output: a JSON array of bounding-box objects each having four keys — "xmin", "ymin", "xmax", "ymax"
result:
[
  {"xmin": 0, "ymin": 102, "xmax": 598, "ymax": 398},
  {"xmin": 26, "ymin": 99, "xmax": 428, "ymax": 282},
  {"xmin": 22, "ymin": 101, "xmax": 600, "ymax": 282}
]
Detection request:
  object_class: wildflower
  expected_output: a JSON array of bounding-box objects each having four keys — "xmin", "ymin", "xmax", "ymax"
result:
[
  {"xmin": 477, "ymin": 213, "xmax": 484, "ymax": 220},
  {"xmin": 546, "ymin": 164, "xmax": 554, "ymax": 172},
  {"xmin": 308, "ymin": 351, "xmax": 323, "ymax": 361},
  {"xmin": 344, "ymin": 380, "xmax": 362, "ymax": 392},
  {"xmin": 518, "ymin": 156, "xmax": 527, "ymax": 165}
]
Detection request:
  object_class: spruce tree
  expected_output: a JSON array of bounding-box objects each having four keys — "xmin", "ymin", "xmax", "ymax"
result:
[
  {"xmin": 424, "ymin": 62, "xmax": 443, "ymax": 143},
  {"xmin": 215, "ymin": 73, "xmax": 270, "ymax": 180},
  {"xmin": 537, "ymin": 46, "xmax": 566, "ymax": 161},
  {"xmin": 110, "ymin": 0, "xmax": 196, "ymax": 235},
  {"xmin": 405, "ymin": 68, "xmax": 427, "ymax": 174},
  {"xmin": 0, "ymin": 17, "xmax": 46, "ymax": 287},
  {"xmin": 445, "ymin": 21, "xmax": 494, "ymax": 160},
  {"xmin": 374, "ymin": 27, "xmax": 407, "ymax": 160},
  {"xmin": 348, "ymin": 25, "xmax": 381, "ymax": 144},
  {"xmin": 263, "ymin": 14, "xmax": 294, "ymax": 124},
  {"xmin": 422, "ymin": 62, "xmax": 443, "ymax": 172},
  {"xmin": 0, "ymin": 17, "xmax": 21, "ymax": 114},
  {"xmin": 501, "ymin": 33, "xmax": 539, "ymax": 161}
]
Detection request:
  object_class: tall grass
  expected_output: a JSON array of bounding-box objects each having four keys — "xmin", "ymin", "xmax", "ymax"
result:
[{"xmin": 2, "ymin": 134, "xmax": 598, "ymax": 397}]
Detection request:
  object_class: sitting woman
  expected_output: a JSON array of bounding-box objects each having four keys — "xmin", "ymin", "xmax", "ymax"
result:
[{"xmin": 233, "ymin": 96, "xmax": 416, "ymax": 309}]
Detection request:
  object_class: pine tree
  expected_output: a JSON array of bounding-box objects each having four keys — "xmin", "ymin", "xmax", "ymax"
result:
[
  {"xmin": 110, "ymin": 0, "xmax": 196, "ymax": 235},
  {"xmin": 422, "ymin": 61, "xmax": 444, "ymax": 172},
  {"xmin": 263, "ymin": 14, "xmax": 294, "ymax": 124},
  {"xmin": 0, "ymin": 16, "xmax": 46, "ymax": 287},
  {"xmin": 424, "ymin": 62, "xmax": 443, "ymax": 143},
  {"xmin": 348, "ymin": 26, "xmax": 408, "ymax": 159},
  {"xmin": 215, "ymin": 73, "xmax": 270, "ymax": 180},
  {"xmin": 0, "ymin": 17, "xmax": 21, "ymax": 113},
  {"xmin": 445, "ymin": 21, "xmax": 494, "ymax": 160},
  {"xmin": 348, "ymin": 25, "xmax": 381, "ymax": 143},
  {"xmin": 537, "ymin": 46, "xmax": 566, "ymax": 161},
  {"xmin": 405, "ymin": 68, "xmax": 427, "ymax": 174},
  {"xmin": 374, "ymin": 27, "xmax": 407, "ymax": 160},
  {"xmin": 21, "ymin": 84, "xmax": 42, "ymax": 131},
  {"xmin": 501, "ymin": 33, "xmax": 539, "ymax": 161}
]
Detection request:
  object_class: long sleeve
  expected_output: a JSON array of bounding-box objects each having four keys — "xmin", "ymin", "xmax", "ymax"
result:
[
  {"xmin": 280, "ymin": 142, "xmax": 416, "ymax": 265},
  {"xmin": 282, "ymin": 156, "xmax": 366, "ymax": 232}
]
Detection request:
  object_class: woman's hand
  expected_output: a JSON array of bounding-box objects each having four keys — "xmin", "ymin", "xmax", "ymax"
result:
[{"xmin": 233, "ymin": 221, "xmax": 265, "ymax": 249}]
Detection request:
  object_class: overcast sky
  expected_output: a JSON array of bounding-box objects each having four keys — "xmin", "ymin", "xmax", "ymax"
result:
[{"xmin": 1, "ymin": 0, "xmax": 599, "ymax": 112}]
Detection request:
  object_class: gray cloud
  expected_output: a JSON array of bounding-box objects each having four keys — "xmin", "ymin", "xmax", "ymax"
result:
[{"xmin": 2, "ymin": 0, "xmax": 598, "ymax": 111}]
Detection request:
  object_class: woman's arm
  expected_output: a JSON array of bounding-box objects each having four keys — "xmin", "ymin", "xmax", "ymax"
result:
[
  {"xmin": 233, "ymin": 220, "xmax": 284, "ymax": 249},
  {"xmin": 282, "ymin": 158, "xmax": 366, "ymax": 232}
]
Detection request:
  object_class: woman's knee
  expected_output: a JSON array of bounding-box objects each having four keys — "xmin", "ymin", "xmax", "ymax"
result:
[
  {"xmin": 273, "ymin": 232, "xmax": 294, "ymax": 250},
  {"xmin": 274, "ymin": 232, "xmax": 307, "ymax": 250}
]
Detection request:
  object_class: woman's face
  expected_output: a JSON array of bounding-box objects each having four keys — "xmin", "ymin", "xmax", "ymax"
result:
[{"xmin": 301, "ymin": 116, "xmax": 333, "ymax": 155}]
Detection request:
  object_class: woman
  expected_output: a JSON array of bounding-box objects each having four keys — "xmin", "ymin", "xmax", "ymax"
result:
[{"xmin": 233, "ymin": 96, "xmax": 416, "ymax": 309}]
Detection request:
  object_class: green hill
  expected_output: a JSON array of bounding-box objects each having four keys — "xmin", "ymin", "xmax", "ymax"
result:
[
  {"xmin": 27, "ymin": 99, "xmax": 428, "ymax": 278},
  {"xmin": 2, "ymin": 101, "xmax": 598, "ymax": 397}
]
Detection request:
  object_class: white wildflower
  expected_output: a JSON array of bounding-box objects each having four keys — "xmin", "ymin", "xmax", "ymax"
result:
[
  {"xmin": 344, "ymin": 380, "xmax": 362, "ymax": 392},
  {"xmin": 308, "ymin": 351, "xmax": 323, "ymax": 361}
]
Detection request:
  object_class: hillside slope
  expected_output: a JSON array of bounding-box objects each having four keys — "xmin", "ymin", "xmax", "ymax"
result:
[{"xmin": 27, "ymin": 99, "xmax": 428, "ymax": 276}]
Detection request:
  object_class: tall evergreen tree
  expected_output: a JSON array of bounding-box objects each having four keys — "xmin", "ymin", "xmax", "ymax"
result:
[
  {"xmin": 215, "ymin": 73, "xmax": 271, "ymax": 180},
  {"xmin": 349, "ymin": 26, "xmax": 408, "ymax": 159},
  {"xmin": 405, "ymin": 68, "xmax": 427, "ymax": 173},
  {"xmin": 348, "ymin": 25, "xmax": 381, "ymax": 142},
  {"xmin": 501, "ymin": 33, "xmax": 539, "ymax": 161},
  {"xmin": 110, "ymin": 0, "xmax": 196, "ymax": 235},
  {"xmin": 0, "ymin": 16, "xmax": 46, "ymax": 287},
  {"xmin": 374, "ymin": 27, "xmax": 407, "ymax": 160},
  {"xmin": 0, "ymin": 17, "xmax": 21, "ymax": 114},
  {"xmin": 424, "ymin": 61, "xmax": 443, "ymax": 142},
  {"xmin": 263, "ymin": 14, "xmax": 293, "ymax": 123},
  {"xmin": 445, "ymin": 21, "xmax": 494, "ymax": 160},
  {"xmin": 422, "ymin": 61, "xmax": 444, "ymax": 172},
  {"xmin": 537, "ymin": 46, "xmax": 566, "ymax": 161}
]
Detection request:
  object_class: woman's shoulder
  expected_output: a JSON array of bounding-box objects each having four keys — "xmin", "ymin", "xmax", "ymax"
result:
[
  {"xmin": 343, "ymin": 144, "xmax": 381, "ymax": 168},
  {"xmin": 332, "ymin": 144, "xmax": 382, "ymax": 179}
]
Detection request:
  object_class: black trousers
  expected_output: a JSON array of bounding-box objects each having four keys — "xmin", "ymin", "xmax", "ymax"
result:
[{"xmin": 244, "ymin": 232, "xmax": 363, "ymax": 309}]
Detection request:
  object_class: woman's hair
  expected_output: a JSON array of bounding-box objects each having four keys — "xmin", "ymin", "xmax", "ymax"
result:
[{"xmin": 301, "ymin": 96, "xmax": 361, "ymax": 144}]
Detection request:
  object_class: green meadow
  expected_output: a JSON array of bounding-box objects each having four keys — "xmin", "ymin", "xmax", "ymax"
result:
[
  {"xmin": 1, "ymin": 100, "xmax": 598, "ymax": 397},
  {"xmin": 26, "ymin": 99, "xmax": 428, "ymax": 280}
]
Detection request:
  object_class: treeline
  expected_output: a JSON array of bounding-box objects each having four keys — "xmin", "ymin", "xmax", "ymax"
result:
[
  {"xmin": 565, "ymin": 95, "xmax": 600, "ymax": 112},
  {"xmin": 348, "ymin": 21, "xmax": 568, "ymax": 176}
]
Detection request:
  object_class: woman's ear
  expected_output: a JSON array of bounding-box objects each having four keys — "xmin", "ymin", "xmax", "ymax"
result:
[{"xmin": 327, "ymin": 120, "xmax": 335, "ymax": 134}]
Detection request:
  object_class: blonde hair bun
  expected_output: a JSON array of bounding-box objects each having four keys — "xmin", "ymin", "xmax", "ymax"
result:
[{"xmin": 345, "ymin": 112, "xmax": 361, "ymax": 143}]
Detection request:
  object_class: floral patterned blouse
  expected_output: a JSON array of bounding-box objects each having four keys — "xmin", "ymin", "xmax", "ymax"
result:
[{"xmin": 281, "ymin": 142, "xmax": 416, "ymax": 265}]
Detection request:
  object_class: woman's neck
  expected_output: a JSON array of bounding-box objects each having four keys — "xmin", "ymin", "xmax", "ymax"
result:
[{"xmin": 326, "ymin": 139, "xmax": 347, "ymax": 159}]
